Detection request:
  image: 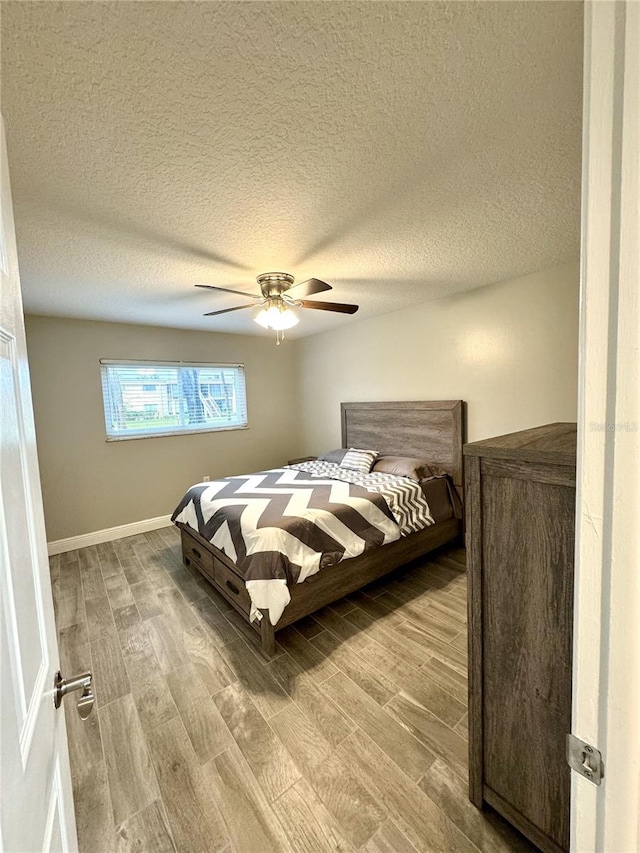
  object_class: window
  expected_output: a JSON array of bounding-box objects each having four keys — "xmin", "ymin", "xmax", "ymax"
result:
[{"xmin": 100, "ymin": 360, "xmax": 248, "ymax": 440}]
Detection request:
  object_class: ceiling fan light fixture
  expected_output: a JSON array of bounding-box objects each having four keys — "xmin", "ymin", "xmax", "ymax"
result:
[
  {"xmin": 253, "ymin": 299, "xmax": 299, "ymax": 331},
  {"xmin": 253, "ymin": 307, "xmax": 273, "ymax": 328},
  {"xmin": 272, "ymin": 306, "xmax": 299, "ymax": 330}
]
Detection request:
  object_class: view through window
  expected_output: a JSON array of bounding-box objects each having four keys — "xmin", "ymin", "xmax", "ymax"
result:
[{"xmin": 100, "ymin": 360, "xmax": 247, "ymax": 439}]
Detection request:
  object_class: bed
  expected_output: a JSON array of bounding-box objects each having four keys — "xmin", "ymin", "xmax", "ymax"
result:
[{"xmin": 173, "ymin": 400, "xmax": 464, "ymax": 656}]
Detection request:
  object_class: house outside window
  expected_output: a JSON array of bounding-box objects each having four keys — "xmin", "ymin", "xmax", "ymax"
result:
[{"xmin": 100, "ymin": 360, "xmax": 247, "ymax": 440}]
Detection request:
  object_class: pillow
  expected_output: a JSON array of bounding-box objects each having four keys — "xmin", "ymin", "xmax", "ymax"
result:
[
  {"xmin": 341, "ymin": 447, "xmax": 378, "ymax": 473},
  {"xmin": 372, "ymin": 455, "xmax": 440, "ymax": 482},
  {"xmin": 317, "ymin": 448, "xmax": 348, "ymax": 465}
]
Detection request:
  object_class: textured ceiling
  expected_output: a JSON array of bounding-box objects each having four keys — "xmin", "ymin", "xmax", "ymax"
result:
[{"xmin": 0, "ymin": 1, "xmax": 583, "ymax": 338}]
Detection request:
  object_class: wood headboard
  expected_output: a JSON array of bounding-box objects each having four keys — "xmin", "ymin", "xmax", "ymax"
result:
[{"xmin": 341, "ymin": 400, "xmax": 465, "ymax": 489}]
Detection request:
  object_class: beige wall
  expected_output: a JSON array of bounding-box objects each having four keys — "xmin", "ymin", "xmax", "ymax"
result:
[
  {"xmin": 294, "ymin": 261, "xmax": 580, "ymax": 454},
  {"xmin": 25, "ymin": 316, "xmax": 299, "ymax": 541}
]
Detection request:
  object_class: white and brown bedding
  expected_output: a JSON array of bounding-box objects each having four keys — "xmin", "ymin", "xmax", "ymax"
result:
[{"xmin": 171, "ymin": 460, "xmax": 437, "ymax": 625}]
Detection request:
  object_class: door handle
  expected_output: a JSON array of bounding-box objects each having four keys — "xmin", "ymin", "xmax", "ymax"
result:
[{"xmin": 53, "ymin": 670, "xmax": 94, "ymax": 720}]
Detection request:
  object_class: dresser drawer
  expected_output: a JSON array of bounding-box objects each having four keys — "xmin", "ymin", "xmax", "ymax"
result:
[
  {"xmin": 214, "ymin": 559, "xmax": 251, "ymax": 615},
  {"xmin": 181, "ymin": 531, "xmax": 215, "ymax": 581}
]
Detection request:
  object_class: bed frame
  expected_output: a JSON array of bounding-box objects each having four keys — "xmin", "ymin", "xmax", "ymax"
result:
[{"xmin": 177, "ymin": 400, "xmax": 464, "ymax": 656}]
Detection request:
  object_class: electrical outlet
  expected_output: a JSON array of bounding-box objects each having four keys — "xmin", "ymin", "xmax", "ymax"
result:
[{"xmin": 202, "ymin": 475, "xmax": 210, "ymax": 482}]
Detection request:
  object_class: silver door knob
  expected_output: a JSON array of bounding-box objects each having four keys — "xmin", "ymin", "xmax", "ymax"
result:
[{"xmin": 53, "ymin": 670, "xmax": 94, "ymax": 720}]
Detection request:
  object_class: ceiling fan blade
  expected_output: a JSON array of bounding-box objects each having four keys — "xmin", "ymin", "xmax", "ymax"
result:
[
  {"xmin": 284, "ymin": 278, "xmax": 332, "ymax": 298},
  {"xmin": 204, "ymin": 303, "xmax": 257, "ymax": 317},
  {"xmin": 195, "ymin": 284, "xmax": 259, "ymax": 298},
  {"xmin": 299, "ymin": 299, "xmax": 359, "ymax": 314}
]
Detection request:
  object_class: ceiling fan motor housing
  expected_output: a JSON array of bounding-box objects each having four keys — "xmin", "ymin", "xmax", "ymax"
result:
[{"xmin": 257, "ymin": 272, "xmax": 295, "ymax": 298}]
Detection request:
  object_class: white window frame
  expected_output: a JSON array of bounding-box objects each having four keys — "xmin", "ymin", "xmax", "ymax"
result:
[{"xmin": 99, "ymin": 359, "xmax": 248, "ymax": 441}]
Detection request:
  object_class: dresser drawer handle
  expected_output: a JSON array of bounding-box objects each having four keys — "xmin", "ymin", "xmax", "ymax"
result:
[
  {"xmin": 185, "ymin": 557, "xmax": 191, "ymax": 567},
  {"xmin": 225, "ymin": 579, "xmax": 240, "ymax": 596},
  {"xmin": 191, "ymin": 547, "xmax": 202, "ymax": 559}
]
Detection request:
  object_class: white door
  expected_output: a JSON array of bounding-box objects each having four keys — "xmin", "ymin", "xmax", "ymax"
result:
[
  {"xmin": 0, "ymin": 117, "xmax": 78, "ymax": 850},
  {"xmin": 572, "ymin": 2, "xmax": 639, "ymax": 851}
]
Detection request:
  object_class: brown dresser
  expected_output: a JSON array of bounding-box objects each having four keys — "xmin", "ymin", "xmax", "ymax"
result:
[{"xmin": 464, "ymin": 423, "xmax": 577, "ymax": 853}]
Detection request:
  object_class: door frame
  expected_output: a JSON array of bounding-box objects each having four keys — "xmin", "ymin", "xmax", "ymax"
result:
[{"xmin": 572, "ymin": 2, "xmax": 639, "ymax": 850}]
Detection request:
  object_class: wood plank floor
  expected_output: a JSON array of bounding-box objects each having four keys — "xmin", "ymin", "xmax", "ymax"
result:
[{"xmin": 51, "ymin": 529, "xmax": 535, "ymax": 853}]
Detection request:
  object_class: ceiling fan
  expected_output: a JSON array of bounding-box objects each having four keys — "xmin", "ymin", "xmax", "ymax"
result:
[{"xmin": 195, "ymin": 272, "xmax": 359, "ymax": 344}]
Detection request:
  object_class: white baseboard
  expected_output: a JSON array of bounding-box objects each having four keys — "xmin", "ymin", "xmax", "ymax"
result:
[{"xmin": 47, "ymin": 515, "xmax": 174, "ymax": 556}]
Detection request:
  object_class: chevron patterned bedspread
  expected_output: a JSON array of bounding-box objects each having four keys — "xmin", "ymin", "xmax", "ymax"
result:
[{"xmin": 171, "ymin": 462, "xmax": 435, "ymax": 625}]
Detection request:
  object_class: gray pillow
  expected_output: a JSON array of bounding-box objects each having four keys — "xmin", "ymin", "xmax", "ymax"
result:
[
  {"xmin": 317, "ymin": 448, "xmax": 348, "ymax": 464},
  {"xmin": 372, "ymin": 455, "xmax": 437, "ymax": 481}
]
